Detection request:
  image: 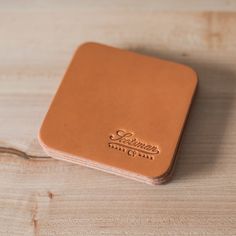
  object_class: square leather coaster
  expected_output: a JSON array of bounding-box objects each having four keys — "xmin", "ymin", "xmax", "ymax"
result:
[{"xmin": 38, "ymin": 42, "xmax": 198, "ymax": 185}]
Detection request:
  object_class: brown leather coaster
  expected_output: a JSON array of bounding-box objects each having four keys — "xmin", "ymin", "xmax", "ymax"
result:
[{"xmin": 38, "ymin": 42, "xmax": 198, "ymax": 185}]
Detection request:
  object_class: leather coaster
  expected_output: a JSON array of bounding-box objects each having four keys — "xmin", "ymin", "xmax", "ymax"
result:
[{"xmin": 38, "ymin": 42, "xmax": 198, "ymax": 185}]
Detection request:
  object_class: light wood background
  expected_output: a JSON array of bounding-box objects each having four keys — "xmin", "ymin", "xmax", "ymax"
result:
[{"xmin": 0, "ymin": 1, "xmax": 236, "ymax": 235}]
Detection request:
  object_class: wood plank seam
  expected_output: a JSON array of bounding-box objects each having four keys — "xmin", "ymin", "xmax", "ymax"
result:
[{"xmin": 0, "ymin": 146, "xmax": 51, "ymax": 160}]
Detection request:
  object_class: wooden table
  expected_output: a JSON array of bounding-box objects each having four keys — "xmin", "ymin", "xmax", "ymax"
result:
[{"xmin": 0, "ymin": 1, "xmax": 236, "ymax": 235}]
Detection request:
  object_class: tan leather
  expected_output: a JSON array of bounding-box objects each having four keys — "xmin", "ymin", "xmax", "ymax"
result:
[{"xmin": 38, "ymin": 42, "xmax": 198, "ymax": 184}]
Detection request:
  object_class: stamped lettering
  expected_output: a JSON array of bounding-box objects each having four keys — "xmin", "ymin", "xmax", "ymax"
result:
[{"xmin": 108, "ymin": 130, "xmax": 159, "ymax": 160}]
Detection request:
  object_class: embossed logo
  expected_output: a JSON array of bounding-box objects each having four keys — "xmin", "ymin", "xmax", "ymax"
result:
[{"xmin": 108, "ymin": 130, "xmax": 159, "ymax": 160}]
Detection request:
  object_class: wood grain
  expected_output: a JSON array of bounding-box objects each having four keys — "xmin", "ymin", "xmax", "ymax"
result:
[{"xmin": 0, "ymin": 1, "xmax": 236, "ymax": 235}]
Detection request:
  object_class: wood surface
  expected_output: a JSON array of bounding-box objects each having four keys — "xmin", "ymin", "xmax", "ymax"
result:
[{"xmin": 0, "ymin": 1, "xmax": 236, "ymax": 235}]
